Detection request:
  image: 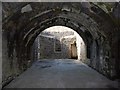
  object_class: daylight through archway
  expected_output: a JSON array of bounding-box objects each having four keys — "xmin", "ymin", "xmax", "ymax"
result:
[
  {"xmin": 33, "ymin": 26, "xmax": 86, "ymax": 60},
  {"xmin": 2, "ymin": 2, "xmax": 120, "ymax": 88}
]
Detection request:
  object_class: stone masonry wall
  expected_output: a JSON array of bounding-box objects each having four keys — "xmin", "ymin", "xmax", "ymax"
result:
[{"xmin": 38, "ymin": 30, "xmax": 76, "ymax": 59}]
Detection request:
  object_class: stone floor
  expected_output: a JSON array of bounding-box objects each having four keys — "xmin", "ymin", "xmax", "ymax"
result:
[{"xmin": 4, "ymin": 59, "xmax": 119, "ymax": 88}]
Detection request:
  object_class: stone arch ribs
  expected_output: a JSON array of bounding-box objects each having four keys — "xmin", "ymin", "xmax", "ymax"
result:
[
  {"xmin": 3, "ymin": 2, "xmax": 117, "ymax": 82},
  {"xmin": 23, "ymin": 10, "xmax": 100, "ymax": 47},
  {"xmin": 20, "ymin": 9, "xmax": 111, "ymax": 78}
]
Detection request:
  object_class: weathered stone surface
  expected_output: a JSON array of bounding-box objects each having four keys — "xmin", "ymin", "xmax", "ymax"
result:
[
  {"xmin": 2, "ymin": 2, "xmax": 120, "ymax": 87},
  {"xmin": 4, "ymin": 59, "xmax": 119, "ymax": 88}
]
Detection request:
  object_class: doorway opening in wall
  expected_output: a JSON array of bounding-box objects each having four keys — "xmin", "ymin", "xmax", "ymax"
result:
[
  {"xmin": 71, "ymin": 41, "xmax": 78, "ymax": 59},
  {"xmin": 33, "ymin": 26, "xmax": 86, "ymax": 61}
]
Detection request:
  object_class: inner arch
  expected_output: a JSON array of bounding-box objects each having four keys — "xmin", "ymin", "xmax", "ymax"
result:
[{"xmin": 33, "ymin": 26, "xmax": 86, "ymax": 61}]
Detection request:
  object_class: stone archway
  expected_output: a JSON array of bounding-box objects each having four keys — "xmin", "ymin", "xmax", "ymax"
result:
[
  {"xmin": 21, "ymin": 10, "xmax": 108, "ymax": 78},
  {"xmin": 3, "ymin": 2, "xmax": 117, "ymax": 86}
]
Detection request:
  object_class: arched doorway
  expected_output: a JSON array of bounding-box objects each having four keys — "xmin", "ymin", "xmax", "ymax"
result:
[
  {"xmin": 2, "ymin": 3, "xmax": 115, "ymax": 87},
  {"xmin": 33, "ymin": 26, "xmax": 86, "ymax": 60}
]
